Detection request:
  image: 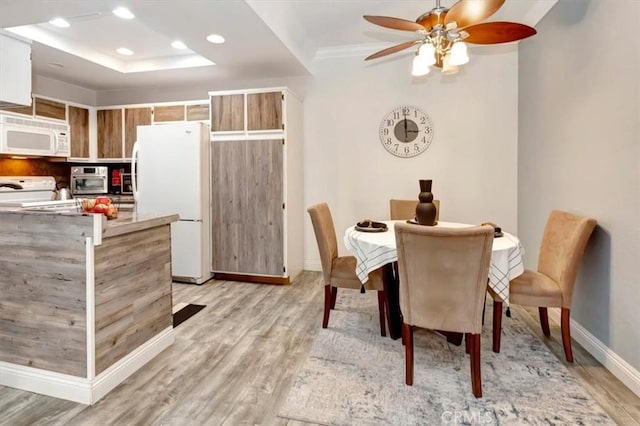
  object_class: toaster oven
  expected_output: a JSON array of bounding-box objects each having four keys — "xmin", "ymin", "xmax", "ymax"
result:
[{"xmin": 70, "ymin": 166, "xmax": 109, "ymax": 195}]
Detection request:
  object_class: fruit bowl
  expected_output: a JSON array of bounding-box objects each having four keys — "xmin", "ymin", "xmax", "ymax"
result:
[{"xmin": 81, "ymin": 196, "xmax": 118, "ymax": 220}]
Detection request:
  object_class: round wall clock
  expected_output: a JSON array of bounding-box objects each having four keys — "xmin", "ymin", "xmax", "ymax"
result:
[{"xmin": 379, "ymin": 106, "xmax": 434, "ymax": 158}]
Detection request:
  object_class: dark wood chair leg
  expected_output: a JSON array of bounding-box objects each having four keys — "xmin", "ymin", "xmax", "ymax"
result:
[
  {"xmin": 322, "ymin": 285, "xmax": 331, "ymax": 328},
  {"xmin": 482, "ymin": 296, "xmax": 487, "ymax": 326},
  {"xmin": 377, "ymin": 290, "xmax": 387, "ymax": 337},
  {"xmin": 561, "ymin": 308, "xmax": 574, "ymax": 363},
  {"xmin": 330, "ymin": 286, "xmax": 337, "ymax": 309},
  {"xmin": 539, "ymin": 307, "xmax": 551, "ymax": 337},
  {"xmin": 492, "ymin": 300, "xmax": 503, "ymax": 353},
  {"xmin": 403, "ymin": 322, "xmax": 414, "ymax": 385},
  {"xmin": 465, "ymin": 333, "xmax": 471, "ymax": 355},
  {"xmin": 470, "ymin": 333, "xmax": 482, "ymax": 398}
]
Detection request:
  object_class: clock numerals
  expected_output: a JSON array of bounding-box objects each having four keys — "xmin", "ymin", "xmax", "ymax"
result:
[{"xmin": 379, "ymin": 106, "xmax": 434, "ymax": 158}]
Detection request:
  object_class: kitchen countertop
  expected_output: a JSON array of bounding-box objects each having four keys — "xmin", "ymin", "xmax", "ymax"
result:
[
  {"xmin": 102, "ymin": 212, "xmax": 179, "ymax": 238},
  {"xmin": 0, "ymin": 209, "xmax": 178, "ymax": 241}
]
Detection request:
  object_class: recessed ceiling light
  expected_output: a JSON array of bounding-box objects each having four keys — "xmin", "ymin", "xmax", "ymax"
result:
[
  {"xmin": 206, "ymin": 34, "xmax": 225, "ymax": 44},
  {"xmin": 112, "ymin": 7, "xmax": 135, "ymax": 19},
  {"xmin": 171, "ymin": 40, "xmax": 187, "ymax": 49},
  {"xmin": 49, "ymin": 18, "xmax": 70, "ymax": 28},
  {"xmin": 48, "ymin": 62, "xmax": 64, "ymax": 68},
  {"xmin": 116, "ymin": 47, "xmax": 134, "ymax": 56}
]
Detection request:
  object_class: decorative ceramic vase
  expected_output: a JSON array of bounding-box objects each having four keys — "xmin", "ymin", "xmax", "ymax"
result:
[{"xmin": 415, "ymin": 179, "xmax": 437, "ymax": 226}]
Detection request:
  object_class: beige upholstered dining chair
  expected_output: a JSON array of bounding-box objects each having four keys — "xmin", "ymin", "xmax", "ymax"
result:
[
  {"xmin": 395, "ymin": 222, "xmax": 494, "ymax": 398},
  {"xmin": 307, "ymin": 203, "xmax": 387, "ymax": 336},
  {"xmin": 389, "ymin": 199, "xmax": 440, "ymax": 221},
  {"xmin": 490, "ymin": 210, "xmax": 597, "ymax": 363}
]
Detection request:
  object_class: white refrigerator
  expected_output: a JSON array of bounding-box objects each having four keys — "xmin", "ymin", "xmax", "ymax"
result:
[{"xmin": 132, "ymin": 122, "xmax": 212, "ymax": 284}]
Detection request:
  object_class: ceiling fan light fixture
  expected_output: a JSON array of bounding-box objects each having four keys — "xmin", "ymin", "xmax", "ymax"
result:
[
  {"xmin": 417, "ymin": 42, "xmax": 437, "ymax": 66},
  {"xmin": 411, "ymin": 54, "xmax": 431, "ymax": 77},
  {"xmin": 449, "ymin": 41, "xmax": 469, "ymax": 66},
  {"xmin": 171, "ymin": 40, "xmax": 188, "ymax": 50},
  {"xmin": 116, "ymin": 47, "xmax": 134, "ymax": 56}
]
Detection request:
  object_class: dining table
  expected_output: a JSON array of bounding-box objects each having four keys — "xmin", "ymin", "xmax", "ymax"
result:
[{"xmin": 344, "ymin": 220, "xmax": 525, "ymax": 340}]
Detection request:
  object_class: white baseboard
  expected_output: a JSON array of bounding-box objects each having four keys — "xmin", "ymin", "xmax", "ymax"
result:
[
  {"xmin": 548, "ymin": 308, "xmax": 640, "ymax": 398},
  {"xmin": 0, "ymin": 327, "xmax": 174, "ymax": 405},
  {"xmin": 304, "ymin": 261, "xmax": 321, "ymax": 271}
]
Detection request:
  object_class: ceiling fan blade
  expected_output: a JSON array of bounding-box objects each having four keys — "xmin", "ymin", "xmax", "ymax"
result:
[
  {"xmin": 363, "ymin": 15, "xmax": 425, "ymax": 32},
  {"xmin": 464, "ymin": 22, "xmax": 537, "ymax": 44},
  {"xmin": 444, "ymin": 0, "xmax": 505, "ymax": 29},
  {"xmin": 365, "ymin": 40, "xmax": 418, "ymax": 61}
]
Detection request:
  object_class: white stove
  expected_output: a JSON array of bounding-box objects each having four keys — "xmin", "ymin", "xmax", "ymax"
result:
[{"xmin": 0, "ymin": 176, "xmax": 82, "ymax": 212}]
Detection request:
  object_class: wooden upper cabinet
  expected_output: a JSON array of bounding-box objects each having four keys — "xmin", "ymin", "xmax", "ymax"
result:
[
  {"xmin": 210, "ymin": 94, "xmax": 244, "ymax": 132},
  {"xmin": 153, "ymin": 105, "xmax": 184, "ymax": 122},
  {"xmin": 186, "ymin": 103, "xmax": 209, "ymax": 121},
  {"xmin": 34, "ymin": 97, "xmax": 66, "ymax": 121},
  {"xmin": 0, "ymin": 101, "xmax": 33, "ymax": 115},
  {"xmin": 69, "ymin": 106, "xmax": 90, "ymax": 158},
  {"xmin": 97, "ymin": 109, "xmax": 123, "ymax": 158},
  {"xmin": 124, "ymin": 107, "xmax": 152, "ymax": 157},
  {"xmin": 247, "ymin": 92, "xmax": 282, "ymax": 131}
]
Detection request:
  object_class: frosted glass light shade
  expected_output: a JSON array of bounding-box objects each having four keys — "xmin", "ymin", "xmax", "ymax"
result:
[
  {"xmin": 417, "ymin": 42, "xmax": 436, "ymax": 66},
  {"xmin": 450, "ymin": 41, "xmax": 469, "ymax": 65},
  {"xmin": 442, "ymin": 54, "xmax": 459, "ymax": 75},
  {"xmin": 412, "ymin": 55, "xmax": 430, "ymax": 76}
]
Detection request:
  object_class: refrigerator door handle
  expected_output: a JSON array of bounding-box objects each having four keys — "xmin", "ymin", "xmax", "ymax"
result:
[{"xmin": 131, "ymin": 141, "xmax": 139, "ymax": 202}]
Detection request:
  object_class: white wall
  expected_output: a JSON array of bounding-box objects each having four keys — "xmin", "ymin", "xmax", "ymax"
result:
[
  {"xmin": 303, "ymin": 48, "xmax": 519, "ymax": 269},
  {"xmin": 519, "ymin": 0, "xmax": 640, "ymax": 377},
  {"xmin": 33, "ymin": 75, "xmax": 96, "ymax": 106}
]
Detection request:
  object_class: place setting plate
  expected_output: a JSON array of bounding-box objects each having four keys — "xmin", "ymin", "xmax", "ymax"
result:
[{"xmin": 355, "ymin": 219, "xmax": 388, "ymax": 233}]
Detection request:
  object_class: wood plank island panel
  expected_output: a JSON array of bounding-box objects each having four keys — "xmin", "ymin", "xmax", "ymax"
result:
[
  {"xmin": 0, "ymin": 213, "xmax": 92, "ymax": 377},
  {"xmin": 186, "ymin": 104, "xmax": 209, "ymax": 121},
  {"xmin": 94, "ymin": 224, "xmax": 173, "ymax": 374},
  {"xmin": 153, "ymin": 105, "xmax": 184, "ymax": 122},
  {"xmin": 34, "ymin": 97, "xmax": 66, "ymax": 121},
  {"xmin": 210, "ymin": 94, "xmax": 244, "ymax": 131}
]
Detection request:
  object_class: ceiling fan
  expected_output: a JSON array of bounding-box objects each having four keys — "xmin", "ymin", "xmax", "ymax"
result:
[{"xmin": 363, "ymin": 0, "xmax": 537, "ymax": 76}]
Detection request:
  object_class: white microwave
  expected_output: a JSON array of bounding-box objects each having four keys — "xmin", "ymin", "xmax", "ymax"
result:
[{"xmin": 0, "ymin": 114, "xmax": 70, "ymax": 157}]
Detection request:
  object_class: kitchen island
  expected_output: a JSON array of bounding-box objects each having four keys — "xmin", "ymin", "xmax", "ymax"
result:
[{"xmin": 0, "ymin": 210, "xmax": 179, "ymax": 404}]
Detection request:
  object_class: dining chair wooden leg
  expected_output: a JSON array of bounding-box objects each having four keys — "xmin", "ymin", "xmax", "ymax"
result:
[
  {"xmin": 561, "ymin": 308, "xmax": 574, "ymax": 363},
  {"xmin": 539, "ymin": 307, "xmax": 551, "ymax": 337},
  {"xmin": 465, "ymin": 333, "xmax": 471, "ymax": 355},
  {"xmin": 330, "ymin": 286, "xmax": 338, "ymax": 309},
  {"xmin": 470, "ymin": 333, "xmax": 482, "ymax": 398},
  {"xmin": 377, "ymin": 290, "xmax": 387, "ymax": 337},
  {"xmin": 492, "ymin": 300, "xmax": 503, "ymax": 353},
  {"xmin": 322, "ymin": 285, "xmax": 332, "ymax": 328},
  {"xmin": 403, "ymin": 322, "xmax": 414, "ymax": 385}
]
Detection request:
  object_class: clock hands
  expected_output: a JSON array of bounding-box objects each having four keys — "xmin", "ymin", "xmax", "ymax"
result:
[{"xmin": 403, "ymin": 118, "xmax": 407, "ymax": 140}]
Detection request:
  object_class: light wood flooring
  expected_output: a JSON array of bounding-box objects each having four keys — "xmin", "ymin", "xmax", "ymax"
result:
[{"xmin": 1, "ymin": 271, "xmax": 638, "ymax": 425}]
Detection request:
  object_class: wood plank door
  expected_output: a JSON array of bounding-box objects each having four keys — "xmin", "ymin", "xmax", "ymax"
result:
[
  {"xmin": 69, "ymin": 105, "xmax": 89, "ymax": 158},
  {"xmin": 124, "ymin": 107, "xmax": 152, "ymax": 158},
  {"xmin": 210, "ymin": 94, "xmax": 244, "ymax": 132},
  {"xmin": 247, "ymin": 91, "xmax": 282, "ymax": 131},
  {"xmin": 97, "ymin": 109, "xmax": 123, "ymax": 158},
  {"xmin": 211, "ymin": 139, "xmax": 284, "ymax": 276}
]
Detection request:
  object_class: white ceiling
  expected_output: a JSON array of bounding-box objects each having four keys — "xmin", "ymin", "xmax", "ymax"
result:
[{"xmin": 0, "ymin": 0, "xmax": 556, "ymax": 92}]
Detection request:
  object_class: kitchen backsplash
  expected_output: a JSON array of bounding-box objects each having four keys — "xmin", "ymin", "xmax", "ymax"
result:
[{"xmin": 0, "ymin": 158, "xmax": 71, "ymax": 187}]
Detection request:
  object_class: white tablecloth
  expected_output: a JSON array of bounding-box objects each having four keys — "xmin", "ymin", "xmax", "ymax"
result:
[{"xmin": 344, "ymin": 221, "xmax": 525, "ymax": 304}]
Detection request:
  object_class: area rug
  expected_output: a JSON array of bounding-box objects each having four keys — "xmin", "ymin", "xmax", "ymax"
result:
[
  {"xmin": 278, "ymin": 292, "xmax": 614, "ymax": 425},
  {"xmin": 172, "ymin": 304, "xmax": 206, "ymax": 328}
]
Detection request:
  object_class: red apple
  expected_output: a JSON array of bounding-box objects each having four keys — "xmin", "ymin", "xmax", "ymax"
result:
[
  {"xmin": 93, "ymin": 203, "xmax": 108, "ymax": 214},
  {"xmin": 105, "ymin": 204, "xmax": 118, "ymax": 219},
  {"xmin": 95, "ymin": 196, "xmax": 111, "ymax": 205}
]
